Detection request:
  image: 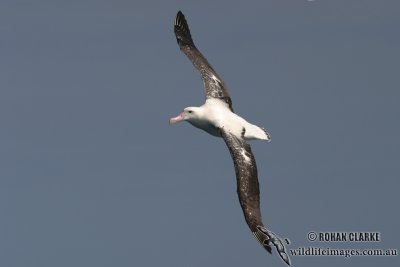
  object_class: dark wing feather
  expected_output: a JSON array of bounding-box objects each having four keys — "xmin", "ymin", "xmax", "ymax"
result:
[
  {"xmin": 174, "ymin": 11, "xmax": 233, "ymax": 111},
  {"xmin": 220, "ymin": 129, "xmax": 269, "ymax": 249},
  {"xmin": 220, "ymin": 129, "xmax": 291, "ymax": 266}
]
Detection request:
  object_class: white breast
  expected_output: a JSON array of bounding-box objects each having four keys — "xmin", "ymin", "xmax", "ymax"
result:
[
  {"xmin": 201, "ymin": 99, "xmax": 270, "ymax": 141},
  {"xmin": 202, "ymin": 99, "xmax": 248, "ymax": 137}
]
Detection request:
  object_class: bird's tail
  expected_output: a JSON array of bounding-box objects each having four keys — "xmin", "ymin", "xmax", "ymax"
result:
[
  {"xmin": 261, "ymin": 127, "xmax": 272, "ymax": 142},
  {"xmin": 253, "ymin": 226, "xmax": 291, "ymax": 266}
]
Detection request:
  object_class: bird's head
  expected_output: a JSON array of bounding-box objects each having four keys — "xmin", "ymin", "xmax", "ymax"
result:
[{"xmin": 169, "ymin": 107, "xmax": 201, "ymax": 124}]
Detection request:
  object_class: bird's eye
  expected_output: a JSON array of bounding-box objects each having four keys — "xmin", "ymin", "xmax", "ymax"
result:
[{"xmin": 188, "ymin": 110, "xmax": 193, "ymax": 114}]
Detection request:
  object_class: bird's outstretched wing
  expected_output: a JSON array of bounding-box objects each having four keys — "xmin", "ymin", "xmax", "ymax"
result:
[
  {"xmin": 174, "ymin": 11, "xmax": 233, "ymax": 111},
  {"xmin": 220, "ymin": 128, "xmax": 291, "ymax": 266}
]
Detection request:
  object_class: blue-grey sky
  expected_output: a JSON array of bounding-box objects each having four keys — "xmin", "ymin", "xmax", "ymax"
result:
[{"xmin": 1, "ymin": 1, "xmax": 399, "ymax": 266}]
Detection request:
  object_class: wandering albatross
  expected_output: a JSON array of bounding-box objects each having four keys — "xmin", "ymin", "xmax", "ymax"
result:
[{"xmin": 170, "ymin": 11, "xmax": 291, "ymax": 266}]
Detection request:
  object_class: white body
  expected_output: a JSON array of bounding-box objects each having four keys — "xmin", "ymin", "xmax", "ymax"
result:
[{"xmin": 185, "ymin": 99, "xmax": 270, "ymax": 141}]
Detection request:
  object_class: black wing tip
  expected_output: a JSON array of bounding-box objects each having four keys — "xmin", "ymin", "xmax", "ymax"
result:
[
  {"xmin": 253, "ymin": 228, "xmax": 273, "ymax": 254},
  {"xmin": 264, "ymin": 241, "xmax": 273, "ymax": 254},
  {"xmin": 174, "ymin": 10, "xmax": 184, "ymax": 26},
  {"xmin": 255, "ymin": 226, "xmax": 292, "ymax": 266},
  {"xmin": 174, "ymin": 10, "xmax": 194, "ymax": 47}
]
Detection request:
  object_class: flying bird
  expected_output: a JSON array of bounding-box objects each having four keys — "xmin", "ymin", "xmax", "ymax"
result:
[{"xmin": 170, "ymin": 11, "xmax": 290, "ymax": 266}]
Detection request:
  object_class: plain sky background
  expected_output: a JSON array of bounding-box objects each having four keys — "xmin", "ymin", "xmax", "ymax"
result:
[{"xmin": 1, "ymin": 1, "xmax": 399, "ymax": 266}]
